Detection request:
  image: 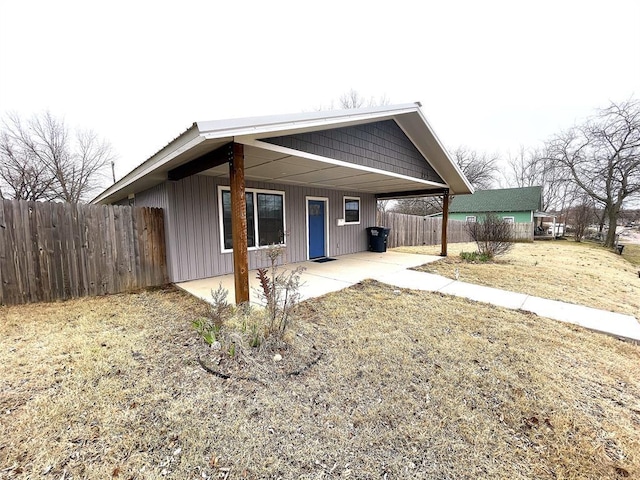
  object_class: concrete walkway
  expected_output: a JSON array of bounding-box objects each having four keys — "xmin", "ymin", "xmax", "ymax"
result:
[
  {"xmin": 374, "ymin": 268, "xmax": 640, "ymax": 342},
  {"xmin": 177, "ymin": 251, "xmax": 640, "ymax": 342}
]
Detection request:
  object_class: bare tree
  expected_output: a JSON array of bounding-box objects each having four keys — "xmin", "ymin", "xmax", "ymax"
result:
[
  {"xmin": 376, "ymin": 199, "xmax": 392, "ymax": 215},
  {"xmin": 505, "ymin": 145, "xmax": 574, "ymax": 213},
  {"xmin": 393, "ymin": 147, "xmax": 500, "ymax": 216},
  {"xmin": 0, "ymin": 122, "xmax": 57, "ymax": 201},
  {"xmin": 339, "ymin": 89, "xmax": 390, "ymax": 109},
  {"xmin": 504, "ymin": 145, "xmax": 580, "ymax": 233},
  {"xmin": 0, "ymin": 112, "xmax": 114, "ymax": 203},
  {"xmin": 546, "ymin": 99, "xmax": 640, "ymax": 248},
  {"xmin": 567, "ymin": 196, "xmax": 597, "ymax": 242},
  {"xmin": 451, "ymin": 146, "xmax": 499, "ymax": 190},
  {"xmin": 393, "ymin": 196, "xmax": 438, "ymax": 216}
]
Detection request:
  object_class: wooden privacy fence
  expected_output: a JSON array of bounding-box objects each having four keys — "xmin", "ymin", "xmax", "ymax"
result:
[
  {"xmin": 512, "ymin": 222, "xmax": 534, "ymax": 242},
  {"xmin": 376, "ymin": 211, "xmax": 533, "ymax": 248},
  {"xmin": 0, "ymin": 200, "xmax": 167, "ymax": 305}
]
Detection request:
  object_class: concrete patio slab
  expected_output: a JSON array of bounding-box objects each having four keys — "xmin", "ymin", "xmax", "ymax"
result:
[
  {"xmin": 176, "ymin": 249, "xmax": 640, "ymax": 342},
  {"xmin": 176, "ymin": 251, "xmax": 439, "ymax": 305}
]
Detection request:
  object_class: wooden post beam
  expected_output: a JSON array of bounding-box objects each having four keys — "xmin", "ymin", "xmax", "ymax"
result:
[
  {"xmin": 229, "ymin": 143, "xmax": 249, "ymax": 304},
  {"xmin": 168, "ymin": 142, "xmax": 233, "ymax": 181},
  {"xmin": 440, "ymin": 190, "xmax": 449, "ymax": 257}
]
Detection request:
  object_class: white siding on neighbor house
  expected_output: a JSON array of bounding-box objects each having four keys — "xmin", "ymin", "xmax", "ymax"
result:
[{"xmin": 144, "ymin": 175, "xmax": 376, "ymax": 283}]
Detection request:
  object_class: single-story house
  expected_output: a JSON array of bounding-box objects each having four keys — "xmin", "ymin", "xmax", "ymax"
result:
[
  {"xmin": 436, "ymin": 185, "xmax": 557, "ymax": 239},
  {"xmin": 92, "ymin": 103, "xmax": 473, "ymax": 302},
  {"xmin": 446, "ymin": 186, "xmax": 543, "ymax": 223}
]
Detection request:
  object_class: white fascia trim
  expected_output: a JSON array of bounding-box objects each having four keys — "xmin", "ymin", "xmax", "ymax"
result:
[
  {"xmin": 241, "ymin": 138, "xmax": 449, "ymax": 190},
  {"xmin": 397, "ymin": 110, "xmax": 474, "ymax": 194},
  {"xmin": 199, "ymin": 106, "xmax": 421, "ymax": 141},
  {"xmin": 92, "ymin": 134, "xmax": 207, "ymax": 204},
  {"xmin": 415, "ymin": 109, "xmax": 474, "ymax": 193}
]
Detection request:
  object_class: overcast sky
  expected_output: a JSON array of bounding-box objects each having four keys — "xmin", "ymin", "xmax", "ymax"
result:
[{"xmin": 1, "ymin": 0, "xmax": 638, "ymax": 182}]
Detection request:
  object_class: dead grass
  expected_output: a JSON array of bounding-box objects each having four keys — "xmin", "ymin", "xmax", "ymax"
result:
[
  {"xmin": 622, "ymin": 244, "xmax": 640, "ymax": 268},
  {"xmin": 395, "ymin": 240, "xmax": 640, "ymax": 317},
  {"xmin": 1, "ymin": 285, "xmax": 639, "ymax": 479}
]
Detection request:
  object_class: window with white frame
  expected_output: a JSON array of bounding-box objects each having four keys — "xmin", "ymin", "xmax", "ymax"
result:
[
  {"xmin": 466, "ymin": 215, "xmax": 477, "ymax": 222},
  {"xmin": 343, "ymin": 196, "xmax": 360, "ymax": 224},
  {"xmin": 219, "ymin": 187, "xmax": 285, "ymax": 251},
  {"xmin": 503, "ymin": 216, "xmax": 515, "ymax": 224}
]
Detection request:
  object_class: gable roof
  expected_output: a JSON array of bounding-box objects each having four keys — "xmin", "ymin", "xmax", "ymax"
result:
[
  {"xmin": 92, "ymin": 103, "xmax": 473, "ymax": 205},
  {"xmin": 449, "ymin": 186, "xmax": 542, "ymax": 213}
]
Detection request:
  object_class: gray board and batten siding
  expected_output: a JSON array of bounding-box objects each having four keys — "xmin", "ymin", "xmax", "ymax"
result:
[
  {"xmin": 131, "ymin": 118, "xmax": 443, "ymax": 283},
  {"xmin": 134, "ymin": 176, "xmax": 376, "ymax": 283},
  {"xmin": 262, "ymin": 120, "xmax": 445, "ymax": 184}
]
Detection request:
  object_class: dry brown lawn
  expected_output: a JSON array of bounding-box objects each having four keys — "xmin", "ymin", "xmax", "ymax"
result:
[
  {"xmin": 623, "ymin": 243, "xmax": 640, "ymax": 268},
  {"xmin": 2, "ymin": 285, "xmax": 639, "ymax": 479},
  {"xmin": 395, "ymin": 240, "xmax": 640, "ymax": 317}
]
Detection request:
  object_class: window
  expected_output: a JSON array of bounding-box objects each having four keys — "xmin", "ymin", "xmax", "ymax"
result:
[
  {"xmin": 503, "ymin": 216, "xmax": 515, "ymax": 224},
  {"xmin": 343, "ymin": 196, "xmax": 360, "ymax": 224},
  {"xmin": 466, "ymin": 215, "xmax": 476, "ymax": 222},
  {"xmin": 219, "ymin": 187, "xmax": 285, "ymax": 252}
]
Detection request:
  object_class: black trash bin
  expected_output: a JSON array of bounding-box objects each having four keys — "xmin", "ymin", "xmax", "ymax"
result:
[{"xmin": 367, "ymin": 227, "xmax": 391, "ymax": 252}]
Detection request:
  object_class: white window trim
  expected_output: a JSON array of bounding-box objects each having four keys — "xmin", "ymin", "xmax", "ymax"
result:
[
  {"xmin": 503, "ymin": 216, "xmax": 515, "ymax": 224},
  {"xmin": 218, "ymin": 185, "xmax": 287, "ymax": 254},
  {"xmin": 343, "ymin": 196, "xmax": 361, "ymax": 225},
  {"xmin": 466, "ymin": 215, "xmax": 477, "ymax": 222},
  {"xmin": 305, "ymin": 196, "xmax": 329, "ymax": 260}
]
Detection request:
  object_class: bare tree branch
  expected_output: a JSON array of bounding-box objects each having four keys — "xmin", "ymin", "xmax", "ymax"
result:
[
  {"xmin": 0, "ymin": 112, "xmax": 114, "ymax": 203},
  {"xmin": 451, "ymin": 146, "xmax": 500, "ymax": 190},
  {"xmin": 546, "ymin": 98, "xmax": 640, "ymax": 248},
  {"xmin": 338, "ymin": 89, "xmax": 390, "ymax": 109}
]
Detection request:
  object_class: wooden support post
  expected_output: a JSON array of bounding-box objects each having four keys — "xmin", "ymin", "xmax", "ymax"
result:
[
  {"xmin": 440, "ymin": 191, "xmax": 449, "ymax": 257},
  {"xmin": 229, "ymin": 143, "xmax": 249, "ymax": 304}
]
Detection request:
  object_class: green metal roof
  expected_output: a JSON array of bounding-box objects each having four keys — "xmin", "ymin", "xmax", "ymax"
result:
[{"xmin": 449, "ymin": 186, "xmax": 542, "ymax": 213}]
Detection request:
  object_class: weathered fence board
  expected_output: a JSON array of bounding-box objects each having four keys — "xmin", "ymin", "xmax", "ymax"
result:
[
  {"xmin": 0, "ymin": 200, "xmax": 167, "ymax": 306},
  {"xmin": 377, "ymin": 211, "xmax": 533, "ymax": 248}
]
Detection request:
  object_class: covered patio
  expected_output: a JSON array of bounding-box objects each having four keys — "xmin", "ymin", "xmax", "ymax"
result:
[
  {"xmin": 93, "ymin": 104, "xmax": 474, "ymax": 303},
  {"xmin": 176, "ymin": 250, "xmax": 440, "ymax": 305},
  {"xmin": 534, "ymin": 211, "xmax": 558, "ymax": 239}
]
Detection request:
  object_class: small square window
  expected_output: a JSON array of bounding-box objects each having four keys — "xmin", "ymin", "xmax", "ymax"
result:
[
  {"xmin": 503, "ymin": 216, "xmax": 515, "ymax": 224},
  {"xmin": 344, "ymin": 196, "xmax": 360, "ymax": 224},
  {"xmin": 466, "ymin": 216, "xmax": 476, "ymax": 223}
]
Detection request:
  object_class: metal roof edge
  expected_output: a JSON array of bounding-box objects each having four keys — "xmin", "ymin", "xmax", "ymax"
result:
[
  {"xmin": 414, "ymin": 107, "xmax": 475, "ymax": 194},
  {"xmin": 90, "ymin": 124, "xmax": 201, "ymax": 204},
  {"xmin": 196, "ymin": 103, "xmax": 422, "ymax": 139}
]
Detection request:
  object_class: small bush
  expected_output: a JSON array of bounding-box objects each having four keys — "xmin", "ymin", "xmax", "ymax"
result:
[
  {"xmin": 465, "ymin": 213, "xmax": 514, "ymax": 259},
  {"xmin": 255, "ymin": 244, "xmax": 305, "ymax": 338},
  {"xmin": 460, "ymin": 251, "xmax": 492, "ymax": 262},
  {"xmin": 193, "ymin": 244, "xmax": 305, "ymax": 365},
  {"xmin": 192, "ymin": 284, "xmax": 231, "ymax": 345}
]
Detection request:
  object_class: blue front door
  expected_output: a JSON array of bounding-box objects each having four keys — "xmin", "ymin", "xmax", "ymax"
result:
[{"xmin": 308, "ymin": 200, "xmax": 326, "ymax": 259}]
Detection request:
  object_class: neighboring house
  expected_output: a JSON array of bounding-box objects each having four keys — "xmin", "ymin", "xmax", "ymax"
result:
[
  {"xmin": 447, "ymin": 186, "xmax": 543, "ymax": 224},
  {"xmin": 92, "ymin": 103, "xmax": 473, "ymax": 302}
]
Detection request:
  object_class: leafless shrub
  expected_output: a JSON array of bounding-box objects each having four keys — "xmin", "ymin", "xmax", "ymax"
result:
[
  {"xmin": 255, "ymin": 244, "xmax": 305, "ymax": 338},
  {"xmin": 568, "ymin": 198, "xmax": 597, "ymax": 242},
  {"xmin": 465, "ymin": 213, "xmax": 514, "ymax": 258}
]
